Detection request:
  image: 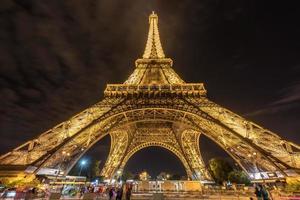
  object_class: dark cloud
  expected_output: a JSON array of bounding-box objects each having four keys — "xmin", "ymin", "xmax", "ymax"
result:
[
  {"xmin": 0, "ymin": 0, "xmax": 300, "ymax": 175},
  {"xmin": 273, "ymin": 83, "xmax": 300, "ymax": 105},
  {"xmin": 246, "ymin": 82, "xmax": 300, "ymax": 116}
]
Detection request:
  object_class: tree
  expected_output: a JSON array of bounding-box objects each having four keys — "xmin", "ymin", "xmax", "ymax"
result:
[
  {"xmin": 121, "ymin": 170, "xmax": 135, "ymax": 181},
  {"xmin": 285, "ymin": 178, "xmax": 300, "ymax": 192},
  {"xmin": 170, "ymin": 174, "xmax": 181, "ymax": 180},
  {"xmin": 133, "ymin": 174, "xmax": 139, "ymax": 180},
  {"xmin": 88, "ymin": 160, "xmax": 105, "ymax": 182},
  {"xmin": 228, "ymin": 170, "xmax": 250, "ymax": 185},
  {"xmin": 208, "ymin": 158, "xmax": 233, "ymax": 184},
  {"xmin": 92, "ymin": 160, "xmax": 102, "ymax": 177},
  {"xmin": 139, "ymin": 171, "xmax": 151, "ymax": 180},
  {"xmin": 157, "ymin": 172, "xmax": 168, "ymax": 180},
  {"xmin": 1, "ymin": 175, "xmax": 40, "ymax": 188}
]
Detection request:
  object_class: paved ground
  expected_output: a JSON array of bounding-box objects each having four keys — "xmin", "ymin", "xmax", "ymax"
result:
[
  {"xmin": 131, "ymin": 194, "xmax": 254, "ymax": 200},
  {"xmin": 4, "ymin": 191, "xmax": 296, "ymax": 199},
  {"xmin": 59, "ymin": 192, "xmax": 256, "ymax": 200}
]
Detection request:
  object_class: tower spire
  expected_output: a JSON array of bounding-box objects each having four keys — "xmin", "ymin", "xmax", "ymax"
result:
[{"xmin": 142, "ymin": 11, "xmax": 165, "ymax": 59}]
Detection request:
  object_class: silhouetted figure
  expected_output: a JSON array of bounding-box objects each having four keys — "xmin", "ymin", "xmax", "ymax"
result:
[
  {"xmin": 255, "ymin": 184, "xmax": 263, "ymax": 200},
  {"xmin": 126, "ymin": 185, "xmax": 132, "ymax": 200},
  {"xmin": 108, "ymin": 188, "xmax": 114, "ymax": 200},
  {"xmin": 80, "ymin": 186, "xmax": 85, "ymax": 197},
  {"xmin": 116, "ymin": 187, "xmax": 123, "ymax": 200},
  {"xmin": 260, "ymin": 185, "xmax": 270, "ymax": 200}
]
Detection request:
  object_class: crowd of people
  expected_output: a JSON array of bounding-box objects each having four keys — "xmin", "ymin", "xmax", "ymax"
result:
[
  {"xmin": 108, "ymin": 184, "xmax": 132, "ymax": 200},
  {"xmin": 0, "ymin": 183, "xmax": 134, "ymax": 199},
  {"xmin": 74, "ymin": 183, "xmax": 133, "ymax": 200}
]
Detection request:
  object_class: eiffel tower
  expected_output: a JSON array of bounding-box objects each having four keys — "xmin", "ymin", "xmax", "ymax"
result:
[{"xmin": 0, "ymin": 12, "xmax": 299, "ymax": 181}]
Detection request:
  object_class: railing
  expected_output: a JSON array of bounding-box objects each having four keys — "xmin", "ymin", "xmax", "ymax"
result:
[{"xmin": 104, "ymin": 83, "xmax": 207, "ymax": 97}]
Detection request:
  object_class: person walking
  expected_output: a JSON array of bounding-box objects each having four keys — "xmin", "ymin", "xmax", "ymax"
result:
[
  {"xmin": 116, "ymin": 186, "xmax": 123, "ymax": 200},
  {"xmin": 255, "ymin": 184, "xmax": 263, "ymax": 200},
  {"xmin": 260, "ymin": 185, "xmax": 270, "ymax": 200},
  {"xmin": 125, "ymin": 184, "xmax": 132, "ymax": 200},
  {"xmin": 108, "ymin": 187, "xmax": 114, "ymax": 200},
  {"xmin": 80, "ymin": 186, "xmax": 85, "ymax": 197}
]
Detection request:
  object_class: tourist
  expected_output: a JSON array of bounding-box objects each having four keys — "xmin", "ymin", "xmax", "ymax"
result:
[
  {"xmin": 125, "ymin": 184, "xmax": 132, "ymax": 200},
  {"xmin": 80, "ymin": 186, "xmax": 85, "ymax": 197},
  {"xmin": 108, "ymin": 187, "xmax": 114, "ymax": 200},
  {"xmin": 254, "ymin": 184, "xmax": 263, "ymax": 200},
  {"xmin": 260, "ymin": 185, "xmax": 270, "ymax": 200},
  {"xmin": 116, "ymin": 186, "xmax": 123, "ymax": 200}
]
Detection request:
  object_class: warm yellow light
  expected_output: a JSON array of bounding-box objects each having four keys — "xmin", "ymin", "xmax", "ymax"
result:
[{"xmin": 142, "ymin": 11, "xmax": 165, "ymax": 59}]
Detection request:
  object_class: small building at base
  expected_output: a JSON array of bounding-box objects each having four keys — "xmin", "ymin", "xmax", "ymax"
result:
[{"xmin": 132, "ymin": 180, "xmax": 203, "ymax": 192}]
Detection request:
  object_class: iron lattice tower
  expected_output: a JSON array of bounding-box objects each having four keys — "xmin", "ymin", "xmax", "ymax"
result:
[{"xmin": 0, "ymin": 12, "xmax": 299, "ymax": 181}]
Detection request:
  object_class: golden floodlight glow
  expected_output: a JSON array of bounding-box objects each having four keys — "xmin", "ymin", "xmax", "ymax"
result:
[
  {"xmin": 143, "ymin": 11, "xmax": 165, "ymax": 59},
  {"xmin": 0, "ymin": 12, "xmax": 299, "ymax": 182}
]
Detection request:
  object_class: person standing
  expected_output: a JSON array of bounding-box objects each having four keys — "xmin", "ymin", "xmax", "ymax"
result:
[
  {"xmin": 255, "ymin": 184, "xmax": 263, "ymax": 200},
  {"xmin": 125, "ymin": 184, "xmax": 132, "ymax": 200},
  {"xmin": 80, "ymin": 186, "xmax": 85, "ymax": 197},
  {"xmin": 260, "ymin": 185, "xmax": 270, "ymax": 200},
  {"xmin": 108, "ymin": 187, "xmax": 114, "ymax": 200},
  {"xmin": 116, "ymin": 186, "xmax": 123, "ymax": 200}
]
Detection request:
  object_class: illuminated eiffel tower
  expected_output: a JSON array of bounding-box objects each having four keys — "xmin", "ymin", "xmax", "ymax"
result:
[{"xmin": 0, "ymin": 12, "xmax": 299, "ymax": 181}]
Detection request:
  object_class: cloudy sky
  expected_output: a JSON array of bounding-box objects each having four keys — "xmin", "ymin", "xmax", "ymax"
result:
[{"xmin": 0, "ymin": 0, "xmax": 299, "ymax": 176}]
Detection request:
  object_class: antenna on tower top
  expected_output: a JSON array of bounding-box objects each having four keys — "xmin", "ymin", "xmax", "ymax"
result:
[{"xmin": 143, "ymin": 12, "xmax": 165, "ymax": 59}]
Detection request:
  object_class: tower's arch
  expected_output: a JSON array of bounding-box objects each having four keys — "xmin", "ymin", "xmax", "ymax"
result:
[
  {"xmin": 0, "ymin": 12, "xmax": 299, "ymax": 182},
  {"xmin": 97, "ymin": 106, "xmax": 299, "ymax": 180},
  {"xmin": 121, "ymin": 142, "xmax": 191, "ymax": 178}
]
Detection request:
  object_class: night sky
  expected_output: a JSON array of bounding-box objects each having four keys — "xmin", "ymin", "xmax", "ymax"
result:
[{"xmin": 0, "ymin": 1, "xmax": 300, "ymax": 177}]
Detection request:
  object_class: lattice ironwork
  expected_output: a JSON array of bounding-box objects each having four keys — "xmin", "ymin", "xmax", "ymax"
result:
[{"xmin": 0, "ymin": 12, "xmax": 299, "ymax": 181}]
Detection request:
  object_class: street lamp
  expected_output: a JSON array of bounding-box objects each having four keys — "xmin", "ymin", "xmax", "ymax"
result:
[
  {"xmin": 79, "ymin": 160, "xmax": 87, "ymax": 177},
  {"xmin": 117, "ymin": 170, "xmax": 122, "ymax": 175},
  {"xmin": 116, "ymin": 169, "xmax": 122, "ymax": 183},
  {"xmin": 166, "ymin": 174, "xmax": 170, "ymax": 180}
]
